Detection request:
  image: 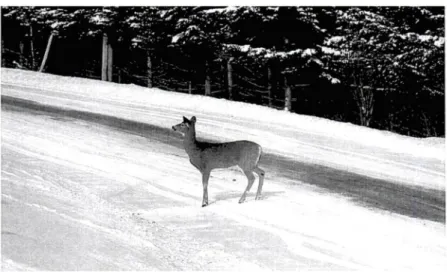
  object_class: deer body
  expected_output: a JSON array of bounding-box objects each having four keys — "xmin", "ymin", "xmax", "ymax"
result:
[{"xmin": 173, "ymin": 116, "xmax": 265, "ymax": 207}]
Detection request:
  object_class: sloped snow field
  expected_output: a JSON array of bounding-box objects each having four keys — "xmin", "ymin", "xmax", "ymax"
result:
[{"xmin": 1, "ymin": 68, "xmax": 445, "ymax": 271}]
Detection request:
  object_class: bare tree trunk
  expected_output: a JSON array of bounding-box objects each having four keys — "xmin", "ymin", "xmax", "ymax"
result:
[
  {"xmin": 39, "ymin": 33, "xmax": 55, "ymax": 72},
  {"xmin": 227, "ymin": 57, "xmax": 233, "ymax": 100},
  {"xmin": 353, "ymin": 76, "xmax": 374, "ymax": 127},
  {"xmin": 188, "ymin": 81, "xmax": 192, "ymax": 95},
  {"xmin": 284, "ymin": 74, "xmax": 292, "ymax": 111},
  {"xmin": 204, "ymin": 60, "xmax": 211, "ymax": 96},
  {"xmin": 267, "ymin": 61, "xmax": 273, "ymax": 107},
  {"xmin": 2, "ymin": 37, "xmax": 5, "ymax": 67},
  {"xmin": 101, "ymin": 34, "xmax": 108, "ymax": 81},
  {"xmin": 19, "ymin": 41, "xmax": 25, "ymax": 67},
  {"xmin": 388, "ymin": 112, "xmax": 395, "ymax": 132},
  {"xmin": 147, "ymin": 51, "xmax": 153, "ymax": 88},
  {"xmin": 29, "ymin": 24, "xmax": 36, "ymax": 70},
  {"xmin": 107, "ymin": 43, "xmax": 113, "ymax": 81},
  {"xmin": 421, "ymin": 112, "xmax": 432, "ymax": 137},
  {"xmin": 357, "ymin": 88, "xmax": 374, "ymax": 127}
]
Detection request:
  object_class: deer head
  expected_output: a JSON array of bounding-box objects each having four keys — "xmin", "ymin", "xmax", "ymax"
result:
[{"xmin": 172, "ymin": 116, "xmax": 196, "ymax": 135}]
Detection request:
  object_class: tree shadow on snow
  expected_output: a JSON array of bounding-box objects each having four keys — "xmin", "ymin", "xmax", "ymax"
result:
[
  {"xmin": 261, "ymin": 153, "xmax": 445, "ymax": 224},
  {"xmin": 3, "ymin": 95, "xmax": 444, "ymax": 223}
]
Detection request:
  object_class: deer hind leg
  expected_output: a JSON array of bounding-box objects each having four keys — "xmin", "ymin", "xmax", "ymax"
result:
[
  {"xmin": 239, "ymin": 170, "xmax": 255, "ymax": 204},
  {"xmin": 201, "ymin": 170, "xmax": 210, "ymax": 207},
  {"xmin": 253, "ymin": 167, "xmax": 265, "ymax": 200}
]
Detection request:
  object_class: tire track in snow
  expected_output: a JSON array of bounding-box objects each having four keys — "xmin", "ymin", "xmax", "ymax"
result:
[{"xmin": 2, "ymin": 94, "xmax": 445, "ymax": 223}]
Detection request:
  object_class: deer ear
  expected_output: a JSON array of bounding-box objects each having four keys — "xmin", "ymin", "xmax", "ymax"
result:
[
  {"xmin": 191, "ymin": 116, "xmax": 197, "ymax": 123},
  {"xmin": 183, "ymin": 116, "xmax": 190, "ymax": 123}
]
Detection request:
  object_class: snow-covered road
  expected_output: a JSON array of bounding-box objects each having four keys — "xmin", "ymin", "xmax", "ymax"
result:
[{"xmin": 1, "ymin": 69, "xmax": 446, "ymax": 271}]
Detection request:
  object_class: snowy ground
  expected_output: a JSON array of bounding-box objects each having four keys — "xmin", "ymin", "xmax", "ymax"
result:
[{"xmin": 1, "ymin": 68, "xmax": 446, "ymax": 271}]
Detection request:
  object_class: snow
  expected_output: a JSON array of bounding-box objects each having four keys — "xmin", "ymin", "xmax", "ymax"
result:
[
  {"xmin": 236, "ymin": 44, "xmax": 251, "ymax": 53},
  {"xmin": 302, "ymin": 48, "xmax": 316, "ymax": 57},
  {"xmin": 227, "ymin": 44, "xmax": 318, "ymax": 59},
  {"xmin": 320, "ymin": 72, "xmax": 341, "ymax": 84},
  {"xmin": 129, "ymin": 22, "xmax": 140, "ymax": 29},
  {"xmin": 434, "ymin": 37, "xmax": 445, "ymax": 47},
  {"xmin": 418, "ymin": 34, "xmax": 434, "ymax": 42},
  {"xmin": 399, "ymin": 32, "xmax": 445, "ymax": 47},
  {"xmin": 89, "ymin": 14, "xmax": 109, "ymax": 25},
  {"xmin": 320, "ymin": 45, "xmax": 344, "ymax": 56},
  {"xmin": 326, "ymin": 36, "xmax": 346, "ymax": 45},
  {"xmin": 50, "ymin": 21, "xmax": 65, "ymax": 29},
  {"xmin": 1, "ymin": 68, "xmax": 446, "ymax": 271},
  {"xmin": 310, "ymin": 57, "xmax": 324, "ymax": 66},
  {"xmin": 203, "ymin": 6, "xmax": 238, "ymax": 14},
  {"xmin": 131, "ymin": 37, "xmax": 142, "ymax": 44},
  {"xmin": 171, "ymin": 33, "xmax": 183, "ymax": 43}
]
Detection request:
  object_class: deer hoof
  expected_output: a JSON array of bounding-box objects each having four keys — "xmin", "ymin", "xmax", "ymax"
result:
[{"xmin": 202, "ymin": 203, "xmax": 208, "ymax": 207}]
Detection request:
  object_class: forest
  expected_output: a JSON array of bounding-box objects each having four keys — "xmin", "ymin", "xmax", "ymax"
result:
[{"xmin": 1, "ymin": 6, "xmax": 445, "ymax": 137}]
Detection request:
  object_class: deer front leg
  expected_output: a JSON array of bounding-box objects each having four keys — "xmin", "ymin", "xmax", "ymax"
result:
[{"xmin": 201, "ymin": 170, "xmax": 210, "ymax": 207}]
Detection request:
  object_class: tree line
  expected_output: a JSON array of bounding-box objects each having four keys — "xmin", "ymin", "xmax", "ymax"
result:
[{"xmin": 1, "ymin": 6, "xmax": 444, "ymax": 137}]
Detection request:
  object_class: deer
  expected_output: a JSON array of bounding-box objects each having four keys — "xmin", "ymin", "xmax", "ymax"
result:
[{"xmin": 172, "ymin": 116, "xmax": 265, "ymax": 207}]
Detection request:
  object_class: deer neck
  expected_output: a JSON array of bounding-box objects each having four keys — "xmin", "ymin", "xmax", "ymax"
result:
[{"xmin": 183, "ymin": 125, "xmax": 199, "ymax": 156}]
